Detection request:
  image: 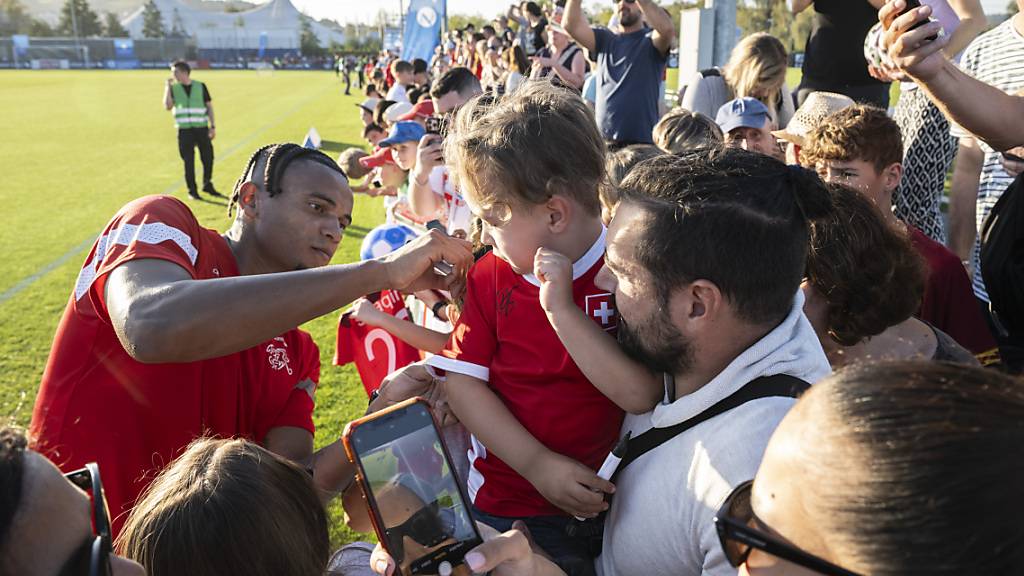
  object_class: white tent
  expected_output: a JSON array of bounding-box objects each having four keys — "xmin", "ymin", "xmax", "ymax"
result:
[{"xmin": 121, "ymin": 0, "xmax": 344, "ymax": 51}]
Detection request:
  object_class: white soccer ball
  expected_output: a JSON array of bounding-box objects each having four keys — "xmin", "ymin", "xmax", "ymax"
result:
[{"xmin": 360, "ymin": 224, "xmax": 420, "ymax": 261}]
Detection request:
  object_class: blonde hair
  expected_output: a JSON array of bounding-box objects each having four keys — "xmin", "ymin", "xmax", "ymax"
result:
[
  {"xmin": 444, "ymin": 81, "xmax": 605, "ymax": 217},
  {"xmin": 722, "ymin": 33, "xmax": 788, "ymax": 120}
]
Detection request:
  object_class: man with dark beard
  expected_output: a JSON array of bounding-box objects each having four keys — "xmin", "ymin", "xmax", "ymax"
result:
[
  {"xmin": 563, "ymin": 0, "xmax": 675, "ymax": 146},
  {"xmin": 590, "ymin": 148, "xmax": 833, "ymax": 576}
]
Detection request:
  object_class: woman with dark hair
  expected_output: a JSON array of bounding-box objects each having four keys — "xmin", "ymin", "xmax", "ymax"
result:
[
  {"xmin": 118, "ymin": 437, "xmax": 330, "ymax": 576},
  {"xmin": 803, "ymin": 183, "xmax": 976, "ymax": 366},
  {"xmin": 504, "ymin": 45, "xmax": 532, "ymax": 94}
]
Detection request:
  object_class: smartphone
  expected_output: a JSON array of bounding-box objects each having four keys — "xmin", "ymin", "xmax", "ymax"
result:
[
  {"xmin": 899, "ymin": 0, "xmax": 938, "ymax": 41},
  {"xmin": 343, "ymin": 398, "xmax": 482, "ymax": 576},
  {"xmin": 424, "ymin": 220, "xmax": 455, "ymax": 277},
  {"xmin": 425, "ymin": 115, "xmax": 450, "ymax": 139}
]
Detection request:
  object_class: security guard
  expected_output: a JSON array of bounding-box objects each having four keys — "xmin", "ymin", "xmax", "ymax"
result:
[{"xmin": 163, "ymin": 60, "xmax": 219, "ymax": 199}]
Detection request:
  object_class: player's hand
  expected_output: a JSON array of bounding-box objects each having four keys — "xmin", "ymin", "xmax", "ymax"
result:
[
  {"xmin": 208, "ymin": 127, "xmax": 216, "ymax": 140},
  {"xmin": 879, "ymin": 0, "xmax": 949, "ymax": 83},
  {"xmin": 350, "ymin": 298, "xmax": 385, "ymax": 326},
  {"xmin": 524, "ymin": 451, "xmax": 614, "ymax": 519},
  {"xmin": 416, "ymin": 133, "xmax": 444, "ymax": 174},
  {"xmin": 380, "ymin": 229, "xmax": 474, "ymax": 293},
  {"xmin": 1001, "ymin": 147, "xmax": 1024, "ymax": 177},
  {"xmin": 166, "ymin": 77, "xmax": 174, "ymax": 86},
  {"xmin": 534, "ymin": 248, "xmax": 574, "ymax": 316}
]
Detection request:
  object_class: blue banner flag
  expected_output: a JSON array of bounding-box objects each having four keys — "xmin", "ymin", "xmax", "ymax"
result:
[
  {"xmin": 401, "ymin": 0, "xmax": 445, "ymax": 62},
  {"xmin": 12, "ymin": 35, "xmax": 28, "ymax": 57},
  {"xmin": 258, "ymin": 32, "xmax": 268, "ymax": 58},
  {"xmin": 114, "ymin": 38, "xmax": 134, "ymax": 59}
]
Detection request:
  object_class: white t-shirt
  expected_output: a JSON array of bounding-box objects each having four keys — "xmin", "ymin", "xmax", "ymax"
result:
[
  {"xmin": 950, "ymin": 18, "xmax": 1024, "ymax": 303},
  {"xmin": 386, "ymin": 83, "xmax": 409, "ymax": 104},
  {"xmin": 428, "ymin": 166, "xmax": 472, "ymax": 237},
  {"xmin": 596, "ymin": 292, "xmax": 831, "ymax": 576}
]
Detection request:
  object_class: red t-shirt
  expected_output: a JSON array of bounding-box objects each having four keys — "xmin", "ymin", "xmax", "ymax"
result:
[
  {"xmin": 333, "ymin": 289, "xmax": 422, "ymax": 396},
  {"xmin": 29, "ymin": 196, "xmax": 320, "ymax": 536},
  {"xmin": 427, "ymin": 231, "xmax": 623, "ymax": 517},
  {"xmin": 909, "ymin": 226, "xmax": 997, "ymax": 355}
]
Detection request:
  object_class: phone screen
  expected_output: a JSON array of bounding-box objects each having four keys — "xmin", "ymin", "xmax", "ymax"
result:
[{"xmin": 348, "ymin": 401, "xmax": 481, "ymax": 576}]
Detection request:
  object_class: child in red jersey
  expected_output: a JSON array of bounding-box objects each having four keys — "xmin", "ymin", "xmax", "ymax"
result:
[{"xmin": 426, "ymin": 82, "xmax": 661, "ymax": 576}]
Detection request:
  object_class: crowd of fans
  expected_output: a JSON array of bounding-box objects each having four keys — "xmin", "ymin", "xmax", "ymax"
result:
[{"xmin": 7, "ymin": 1, "xmax": 1024, "ymax": 575}]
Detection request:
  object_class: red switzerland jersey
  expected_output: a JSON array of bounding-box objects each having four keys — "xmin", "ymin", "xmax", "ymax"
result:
[
  {"xmin": 427, "ymin": 230, "xmax": 624, "ymax": 517},
  {"xmin": 334, "ymin": 289, "xmax": 422, "ymax": 395},
  {"xmin": 29, "ymin": 196, "xmax": 320, "ymax": 537},
  {"xmin": 908, "ymin": 226, "xmax": 997, "ymax": 356}
]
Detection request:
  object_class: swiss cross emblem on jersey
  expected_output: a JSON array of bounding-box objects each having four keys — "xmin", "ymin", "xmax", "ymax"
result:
[{"xmin": 585, "ymin": 293, "xmax": 618, "ymax": 333}]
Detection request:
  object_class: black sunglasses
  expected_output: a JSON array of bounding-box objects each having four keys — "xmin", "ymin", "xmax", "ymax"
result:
[
  {"xmin": 714, "ymin": 481, "xmax": 862, "ymax": 576},
  {"xmin": 61, "ymin": 463, "xmax": 112, "ymax": 576}
]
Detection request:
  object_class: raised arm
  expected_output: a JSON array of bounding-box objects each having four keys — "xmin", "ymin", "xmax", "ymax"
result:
[
  {"xmin": 944, "ymin": 0, "xmax": 986, "ymax": 57},
  {"xmin": 637, "ymin": 0, "xmax": 676, "ymax": 55},
  {"xmin": 104, "ymin": 230, "xmax": 473, "ymax": 364},
  {"xmin": 409, "ymin": 135, "xmax": 446, "ymax": 218},
  {"xmin": 563, "ymin": 0, "xmax": 596, "ymax": 54},
  {"xmin": 881, "ymin": 0, "xmax": 1024, "ymax": 150}
]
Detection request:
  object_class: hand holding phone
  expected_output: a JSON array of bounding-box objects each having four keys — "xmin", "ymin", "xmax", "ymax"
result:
[
  {"xmin": 344, "ymin": 399, "xmax": 483, "ymax": 576},
  {"xmin": 897, "ymin": 0, "xmax": 938, "ymax": 42}
]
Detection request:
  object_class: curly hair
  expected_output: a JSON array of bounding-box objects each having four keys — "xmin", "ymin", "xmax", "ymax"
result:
[
  {"xmin": 802, "ymin": 104, "xmax": 903, "ymax": 173},
  {"xmin": 805, "ymin": 184, "xmax": 926, "ymax": 346}
]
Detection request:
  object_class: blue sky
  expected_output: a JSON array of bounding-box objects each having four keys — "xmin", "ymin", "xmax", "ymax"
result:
[{"xmin": 292, "ymin": 0, "xmax": 1014, "ymax": 25}]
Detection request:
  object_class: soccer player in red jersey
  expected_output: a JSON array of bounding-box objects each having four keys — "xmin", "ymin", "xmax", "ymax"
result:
[
  {"xmin": 423, "ymin": 83, "xmax": 661, "ymax": 576},
  {"xmin": 29, "ymin": 143, "xmax": 474, "ymax": 536}
]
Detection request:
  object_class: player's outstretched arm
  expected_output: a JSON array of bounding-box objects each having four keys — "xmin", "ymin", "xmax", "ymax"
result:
[
  {"xmin": 105, "ymin": 230, "xmax": 473, "ymax": 364},
  {"xmin": 535, "ymin": 249, "xmax": 661, "ymax": 414}
]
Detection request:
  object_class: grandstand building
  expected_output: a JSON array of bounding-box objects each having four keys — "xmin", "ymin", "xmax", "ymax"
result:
[{"xmin": 121, "ymin": 0, "xmax": 345, "ymax": 60}]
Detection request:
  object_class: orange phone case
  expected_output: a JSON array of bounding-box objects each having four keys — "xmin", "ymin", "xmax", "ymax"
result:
[{"xmin": 341, "ymin": 397, "xmax": 478, "ymax": 576}]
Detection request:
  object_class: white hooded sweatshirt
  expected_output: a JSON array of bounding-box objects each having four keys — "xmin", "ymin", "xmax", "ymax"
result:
[{"xmin": 596, "ymin": 290, "xmax": 831, "ymax": 576}]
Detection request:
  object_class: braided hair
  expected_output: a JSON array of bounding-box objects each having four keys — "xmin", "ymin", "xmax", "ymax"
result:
[{"xmin": 227, "ymin": 143, "xmax": 347, "ymax": 217}]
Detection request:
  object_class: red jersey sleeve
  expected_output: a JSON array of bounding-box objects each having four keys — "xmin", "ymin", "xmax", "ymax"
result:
[
  {"xmin": 334, "ymin": 312, "xmax": 356, "ymax": 366},
  {"xmin": 426, "ymin": 255, "xmax": 497, "ymax": 382},
  {"xmin": 267, "ymin": 330, "xmax": 319, "ymax": 437},
  {"xmin": 78, "ymin": 196, "xmax": 204, "ymax": 318}
]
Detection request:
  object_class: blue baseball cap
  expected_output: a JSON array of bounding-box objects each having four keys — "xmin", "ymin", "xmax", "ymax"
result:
[
  {"xmin": 379, "ymin": 120, "xmax": 426, "ymax": 148},
  {"xmin": 715, "ymin": 97, "xmax": 771, "ymax": 134}
]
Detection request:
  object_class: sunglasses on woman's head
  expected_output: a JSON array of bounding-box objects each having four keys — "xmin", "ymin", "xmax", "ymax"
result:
[
  {"xmin": 60, "ymin": 463, "xmax": 112, "ymax": 576},
  {"xmin": 714, "ymin": 480, "xmax": 862, "ymax": 576}
]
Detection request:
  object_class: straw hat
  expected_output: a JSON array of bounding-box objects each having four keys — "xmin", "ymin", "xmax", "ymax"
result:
[{"xmin": 772, "ymin": 92, "xmax": 856, "ymax": 147}]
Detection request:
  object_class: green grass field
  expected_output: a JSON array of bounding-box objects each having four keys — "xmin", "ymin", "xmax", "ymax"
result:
[{"xmin": 0, "ymin": 69, "xmax": 382, "ymax": 546}]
